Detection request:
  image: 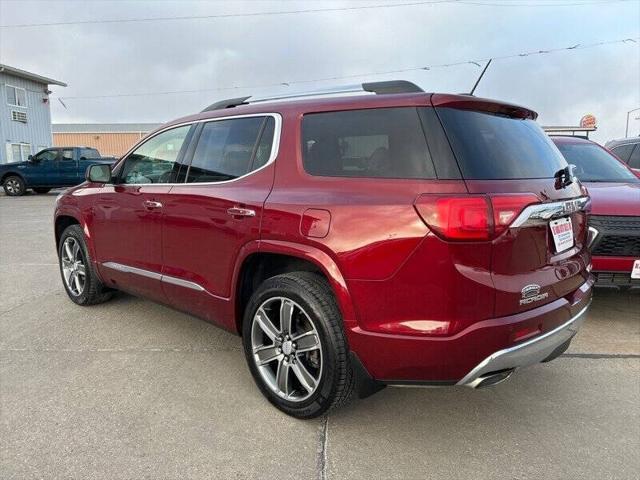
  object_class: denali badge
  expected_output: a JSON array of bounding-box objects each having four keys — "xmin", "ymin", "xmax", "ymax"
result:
[{"xmin": 519, "ymin": 284, "xmax": 549, "ymax": 305}]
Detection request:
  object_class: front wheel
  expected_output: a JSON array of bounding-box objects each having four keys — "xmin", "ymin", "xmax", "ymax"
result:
[
  {"xmin": 3, "ymin": 176, "xmax": 26, "ymax": 196},
  {"xmin": 242, "ymin": 272, "xmax": 354, "ymax": 418},
  {"xmin": 58, "ymin": 225, "xmax": 113, "ymax": 305}
]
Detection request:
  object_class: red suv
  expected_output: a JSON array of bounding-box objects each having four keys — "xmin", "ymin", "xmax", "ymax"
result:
[
  {"xmin": 54, "ymin": 81, "xmax": 593, "ymax": 418},
  {"xmin": 552, "ymin": 136, "xmax": 640, "ymax": 288}
]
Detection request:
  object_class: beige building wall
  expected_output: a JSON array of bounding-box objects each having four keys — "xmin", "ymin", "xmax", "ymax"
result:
[{"xmin": 53, "ymin": 131, "xmax": 147, "ymax": 157}]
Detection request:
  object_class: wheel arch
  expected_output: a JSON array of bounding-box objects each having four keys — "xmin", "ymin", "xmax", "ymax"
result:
[
  {"xmin": 1, "ymin": 171, "xmax": 26, "ymax": 185},
  {"xmin": 233, "ymin": 240, "xmax": 358, "ymax": 335},
  {"xmin": 54, "ymin": 215, "xmax": 81, "ymax": 251}
]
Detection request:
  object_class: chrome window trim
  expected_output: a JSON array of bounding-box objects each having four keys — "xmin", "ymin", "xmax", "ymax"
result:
[
  {"xmin": 102, "ymin": 262, "xmax": 221, "ymax": 297},
  {"xmin": 510, "ymin": 196, "xmax": 589, "ymax": 228},
  {"xmin": 105, "ymin": 112, "xmax": 282, "ymax": 187}
]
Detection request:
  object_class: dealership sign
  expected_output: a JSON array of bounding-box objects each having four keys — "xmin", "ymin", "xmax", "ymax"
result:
[{"xmin": 579, "ymin": 114, "xmax": 597, "ymax": 129}]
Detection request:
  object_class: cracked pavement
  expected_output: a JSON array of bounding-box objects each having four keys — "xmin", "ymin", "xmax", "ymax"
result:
[{"xmin": 1, "ymin": 192, "xmax": 639, "ymax": 479}]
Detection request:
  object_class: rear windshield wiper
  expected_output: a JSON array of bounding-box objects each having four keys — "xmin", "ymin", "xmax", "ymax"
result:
[{"xmin": 554, "ymin": 164, "xmax": 576, "ymax": 189}]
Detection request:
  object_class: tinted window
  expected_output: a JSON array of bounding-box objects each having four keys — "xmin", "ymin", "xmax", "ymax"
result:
[
  {"xmin": 120, "ymin": 125, "xmax": 190, "ymax": 184},
  {"xmin": 80, "ymin": 148, "xmax": 101, "ymax": 159},
  {"xmin": 34, "ymin": 150, "xmax": 57, "ymax": 162},
  {"xmin": 611, "ymin": 144, "xmax": 635, "ymax": 162},
  {"xmin": 302, "ymin": 107, "xmax": 436, "ymax": 179},
  {"xmin": 628, "ymin": 145, "xmax": 640, "ymax": 169},
  {"xmin": 555, "ymin": 143, "xmax": 638, "ymax": 182},
  {"xmin": 187, "ymin": 116, "xmax": 273, "ymax": 183},
  {"xmin": 62, "ymin": 149, "xmax": 74, "ymax": 161},
  {"xmin": 437, "ymin": 108, "xmax": 567, "ymax": 180}
]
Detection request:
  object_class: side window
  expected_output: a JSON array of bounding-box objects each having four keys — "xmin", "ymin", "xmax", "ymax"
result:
[
  {"xmin": 628, "ymin": 145, "xmax": 640, "ymax": 169},
  {"xmin": 62, "ymin": 149, "xmax": 74, "ymax": 161},
  {"xmin": 34, "ymin": 150, "xmax": 58, "ymax": 162},
  {"xmin": 612, "ymin": 144, "xmax": 635, "ymax": 163},
  {"xmin": 186, "ymin": 116, "xmax": 273, "ymax": 183},
  {"xmin": 301, "ymin": 107, "xmax": 436, "ymax": 179},
  {"xmin": 80, "ymin": 148, "xmax": 100, "ymax": 159},
  {"xmin": 119, "ymin": 125, "xmax": 191, "ymax": 184}
]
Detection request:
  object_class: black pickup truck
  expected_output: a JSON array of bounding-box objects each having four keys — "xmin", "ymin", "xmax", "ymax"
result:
[{"xmin": 1, "ymin": 147, "xmax": 117, "ymax": 196}]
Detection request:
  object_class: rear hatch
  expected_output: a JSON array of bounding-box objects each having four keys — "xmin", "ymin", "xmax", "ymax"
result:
[{"xmin": 432, "ymin": 96, "xmax": 590, "ymax": 317}]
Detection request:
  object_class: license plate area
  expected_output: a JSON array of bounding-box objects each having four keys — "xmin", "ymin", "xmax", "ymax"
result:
[
  {"xmin": 550, "ymin": 217, "xmax": 574, "ymax": 253},
  {"xmin": 632, "ymin": 260, "xmax": 640, "ymax": 279}
]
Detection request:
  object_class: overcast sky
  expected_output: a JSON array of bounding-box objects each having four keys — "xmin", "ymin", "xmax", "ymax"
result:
[{"xmin": 0, "ymin": 0, "xmax": 638, "ymax": 143}]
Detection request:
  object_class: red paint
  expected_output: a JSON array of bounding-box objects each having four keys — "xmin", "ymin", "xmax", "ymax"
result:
[
  {"xmin": 54, "ymin": 91, "xmax": 593, "ymax": 384},
  {"xmin": 552, "ymin": 136, "xmax": 639, "ymax": 278}
]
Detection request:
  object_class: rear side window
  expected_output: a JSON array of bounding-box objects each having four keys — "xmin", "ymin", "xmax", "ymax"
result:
[
  {"xmin": 302, "ymin": 107, "xmax": 436, "ymax": 179},
  {"xmin": 611, "ymin": 144, "xmax": 635, "ymax": 163},
  {"xmin": 80, "ymin": 148, "xmax": 100, "ymax": 159},
  {"xmin": 187, "ymin": 116, "xmax": 274, "ymax": 183},
  {"xmin": 437, "ymin": 108, "xmax": 567, "ymax": 180}
]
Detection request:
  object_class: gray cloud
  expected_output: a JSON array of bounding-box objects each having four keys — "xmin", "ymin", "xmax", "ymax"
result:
[{"xmin": 0, "ymin": 0, "xmax": 638, "ymax": 143}]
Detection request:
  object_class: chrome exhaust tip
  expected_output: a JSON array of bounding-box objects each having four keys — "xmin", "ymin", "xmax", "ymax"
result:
[{"xmin": 468, "ymin": 369, "xmax": 515, "ymax": 389}]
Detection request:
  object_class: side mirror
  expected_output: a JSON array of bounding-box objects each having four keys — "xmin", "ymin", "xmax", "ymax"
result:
[
  {"xmin": 28, "ymin": 155, "xmax": 33, "ymax": 161},
  {"xmin": 86, "ymin": 164, "xmax": 112, "ymax": 183}
]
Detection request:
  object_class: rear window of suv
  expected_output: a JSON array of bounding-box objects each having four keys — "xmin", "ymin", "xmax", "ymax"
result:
[
  {"xmin": 302, "ymin": 107, "xmax": 437, "ymax": 179},
  {"xmin": 437, "ymin": 108, "xmax": 567, "ymax": 180}
]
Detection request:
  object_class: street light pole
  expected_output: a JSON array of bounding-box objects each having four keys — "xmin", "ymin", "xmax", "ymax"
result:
[{"xmin": 626, "ymin": 107, "xmax": 640, "ymax": 137}]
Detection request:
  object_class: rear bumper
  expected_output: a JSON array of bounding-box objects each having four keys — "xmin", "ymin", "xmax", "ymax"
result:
[
  {"xmin": 456, "ymin": 301, "xmax": 589, "ymax": 387},
  {"xmin": 592, "ymin": 256, "xmax": 640, "ymax": 289},
  {"xmin": 346, "ymin": 278, "xmax": 593, "ymax": 383}
]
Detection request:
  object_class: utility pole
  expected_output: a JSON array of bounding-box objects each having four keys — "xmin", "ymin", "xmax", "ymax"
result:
[{"xmin": 626, "ymin": 107, "xmax": 640, "ymax": 137}]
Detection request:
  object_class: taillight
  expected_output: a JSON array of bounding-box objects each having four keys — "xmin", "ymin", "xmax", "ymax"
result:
[
  {"xmin": 490, "ymin": 194, "xmax": 539, "ymax": 236},
  {"xmin": 415, "ymin": 194, "xmax": 538, "ymax": 241}
]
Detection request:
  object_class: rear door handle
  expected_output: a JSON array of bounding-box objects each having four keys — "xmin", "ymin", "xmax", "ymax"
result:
[
  {"xmin": 227, "ymin": 207, "xmax": 256, "ymax": 217},
  {"xmin": 143, "ymin": 200, "xmax": 163, "ymax": 209}
]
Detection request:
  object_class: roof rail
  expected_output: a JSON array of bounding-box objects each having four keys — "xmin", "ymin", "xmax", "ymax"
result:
[
  {"xmin": 201, "ymin": 96, "xmax": 251, "ymax": 112},
  {"xmin": 200, "ymin": 80, "xmax": 424, "ymax": 112}
]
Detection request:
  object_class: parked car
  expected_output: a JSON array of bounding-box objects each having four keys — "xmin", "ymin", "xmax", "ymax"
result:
[
  {"xmin": 552, "ymin": 136, "xmax": 640, "ymax": 289},
  {"xmin": 605, "ymin": 137, "xmax": 640, "ymax": 175},
  {"xmin": 54, "ymin": 81, "xmax": 593, "ymax": 418},
  {"xmin": 1, "ymin": 147, "xmax": 116, "ymax": 196}
]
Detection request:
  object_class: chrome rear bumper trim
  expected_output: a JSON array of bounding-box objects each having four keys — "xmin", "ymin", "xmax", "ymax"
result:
[{"xmin": 457, "ymin": 300, "xmax": 591, "ymax": 387}]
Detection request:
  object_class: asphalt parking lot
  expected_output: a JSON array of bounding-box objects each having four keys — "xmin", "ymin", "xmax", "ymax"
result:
[{"xmin": 1, "ymin": 192, "xmax": 639, "ymax": 480}]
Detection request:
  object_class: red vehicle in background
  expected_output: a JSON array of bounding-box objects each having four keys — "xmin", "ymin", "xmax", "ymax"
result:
[{"xmin": 552, "ymin": 136, "xmax": 640, "ymax": 289}]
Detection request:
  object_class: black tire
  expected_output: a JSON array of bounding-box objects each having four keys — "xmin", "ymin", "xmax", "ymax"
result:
[
  {"xmin": 3, "ymin": 175, "xmax": 26, "ymax": 196},
  {"xmin": 242, "ymin": 272, "xmax": 354, "ymax": 418},
  {"xmin": 58, "ymin": 225, "xmax": 113, "ymax": 305},
  {"xmin": 33, "ymin": 188, "xmax": 51, "ymax": 194}
]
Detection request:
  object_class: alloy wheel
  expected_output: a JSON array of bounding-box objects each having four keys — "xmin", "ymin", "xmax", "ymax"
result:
[
  {"xmin": 5, "ymin": 179, "xmax": 21, "ymax": 195},
  {"xmin": 61, "ymin": 237, "xmax": 86, "ymax": 296},
  {"xmin": 251, "ymin": 297, "xmax": 323, "ymax": 402}
]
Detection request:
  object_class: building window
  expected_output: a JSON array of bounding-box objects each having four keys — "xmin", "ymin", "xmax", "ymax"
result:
[
  {"xmin": 8, "ymin": 143, "xmax": 31, "ymax": 162},
  {"xmin": 6, "ymin": 85, "xmax": 27, "ymax": 108}
]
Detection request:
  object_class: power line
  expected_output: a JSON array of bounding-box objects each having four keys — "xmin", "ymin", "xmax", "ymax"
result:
[
  {"xmin": 55, "ymin": 36, "xmax": 639, "ymax": 102},
  {"xmin": 0, "ymin": 1, "xmax": 459, "ymax": 28},
  {"xmin": 0, "ymin": 0, "xmax": 633, "ymax": 28},
  {"xmin": 459, "ymin": 0, "xmax": 633, "ymax": 6}
]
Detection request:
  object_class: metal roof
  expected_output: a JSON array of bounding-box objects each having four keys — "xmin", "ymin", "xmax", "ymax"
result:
[
  {"xmin": 0, "ymin": 63, "xmax": 67, "ymax": 87},
  {"xmin": 52, "ymin": 123, "xmax": 162, "ymax": 133}
]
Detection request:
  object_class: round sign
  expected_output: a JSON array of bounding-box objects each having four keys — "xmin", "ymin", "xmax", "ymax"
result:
[{"xmin": 580, "ymin": 114, "xmax": 597, "ymax": 129}]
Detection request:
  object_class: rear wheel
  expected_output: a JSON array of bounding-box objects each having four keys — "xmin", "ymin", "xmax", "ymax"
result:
[
  {"xmin": 33, "ymin": 188, "xmax": 51, "ymax": 194},
  {"xmin": 242, "ymin": 272, "xmax": 354, "ymax": 418},
  {"xmin": 58, "ymin": 225, "xmax": 113, "ymax": 305},
  {"xmin": 3, "ymin": 176, "xmax": 26, "ymax": 196}
]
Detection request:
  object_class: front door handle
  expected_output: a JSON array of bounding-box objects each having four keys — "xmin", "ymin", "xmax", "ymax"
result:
[
  {"xmin": 143, "ymin": 200, "xmax": 163, "ymax": 209},
  {"xmin": 227, "ymin": 207, "xmax": 256, "ymax": 217}
]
